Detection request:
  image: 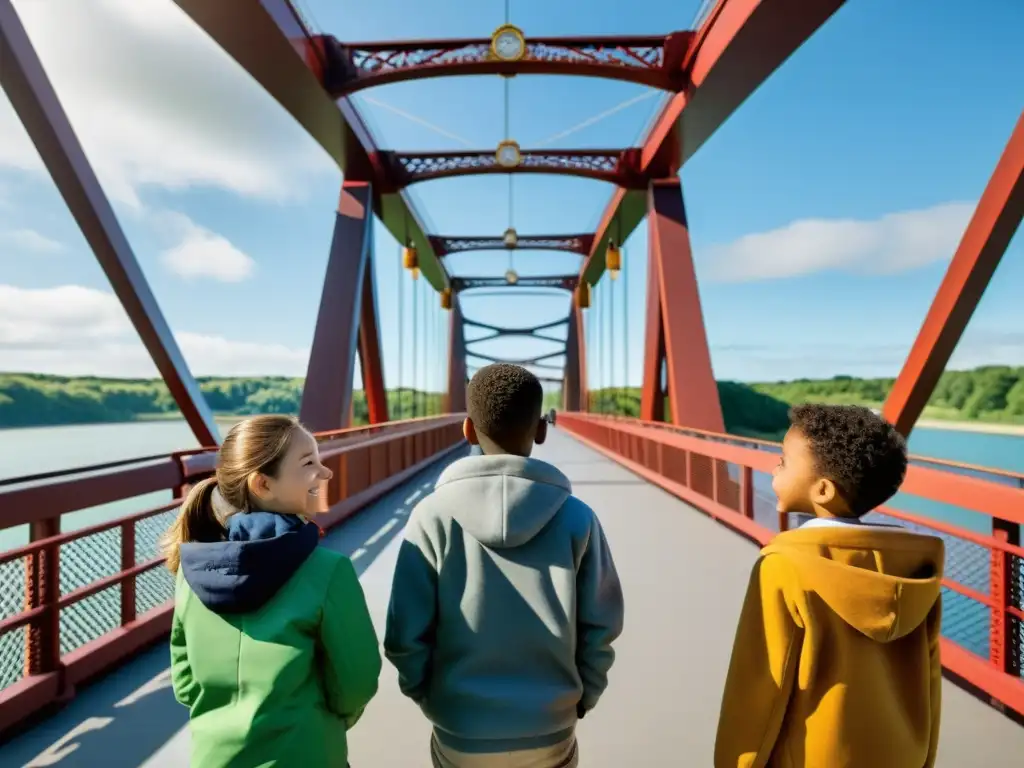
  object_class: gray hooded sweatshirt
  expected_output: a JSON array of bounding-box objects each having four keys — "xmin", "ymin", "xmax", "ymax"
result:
[{"xmin": 384, "ymin": 454, "xmax": 624, "ymax": 754}]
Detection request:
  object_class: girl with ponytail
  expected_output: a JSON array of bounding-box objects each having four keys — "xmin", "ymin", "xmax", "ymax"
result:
[{"xmin": 163, "ymin": 415, "xmax": 381, "ymax": 767}]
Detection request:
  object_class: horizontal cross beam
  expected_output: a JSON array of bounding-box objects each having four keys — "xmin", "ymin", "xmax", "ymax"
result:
[
  {"xmin": 453, "ymin": 275, "xmax": 579, "ymax": 291},
  {"xmin": 431, "ymin": 234, "xmax": 593, "ymax": 256},
  {"xmin": 378, "ymin": 148, "xmax": 669, "ymax": 190},
  {"xmin": 320, "ymin": 32, "xmax": 693, "ymax": 95}
]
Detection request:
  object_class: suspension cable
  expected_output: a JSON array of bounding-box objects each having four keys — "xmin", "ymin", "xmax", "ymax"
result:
[
  {"xmin": 622, "ymin": 245, "xmax": 630, "ymax": 412},
  {"xmin": 602, "ymin": 278, "xmax": 610, "ymax": 415},
  {"xmin": 607, "ymin": 276, "xmax": 614, "ymax": 415},
  {"xmin": 396, "ymin": 243, "xmax": 404, "ymax": 419},
  {"xmin": 411, "ymin": 272, "xmax": 419, "ymax": 418}
]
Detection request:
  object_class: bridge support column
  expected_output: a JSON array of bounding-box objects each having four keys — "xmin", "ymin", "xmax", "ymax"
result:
[
  {"xmin": 882, "ymin": 112, "xmax": 1024, "ymax": 437},
  {"xmin": 446, "ymin": 297, "xmax": 468, "ymax": 413},
  {"xmin": 640, "ymin": 179, "xmax": 724, "ymax": 431},
  {"xmin": 0, "ymin": 0, "xmax": 219, "ymax": 446},
  {"xmin": 300, "ymin": 180, "xmax": 376, "ymax": 431},
  {"xmin": 563, "ymin": 304, "xmax": 588, "ymax": 411},
  {"xmin": 358, "ymin": 248, "xmax": 389, "ymax": 424}
]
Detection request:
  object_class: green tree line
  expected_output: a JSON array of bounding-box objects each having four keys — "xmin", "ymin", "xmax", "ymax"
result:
[
  {"xmin": 5, "ymin": 366, "xmax": 1019, "ymax": 434},
  {"xmin": 0, "ymin": 373, "xmax": 444, "ymax": 429},
  {"xmin": 750, "ymin": 366, "xmax": 1024, "ymax": 425}
]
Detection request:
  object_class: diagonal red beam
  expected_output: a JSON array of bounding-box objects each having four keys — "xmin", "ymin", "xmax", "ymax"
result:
[
  {"xmin": 0, "ymin": 0, "xmax": 219, "ymax": 446},
  {"xmin": 580, "ymin": 0, "xmax": 848, "ymax": 285},
  {"xmin": 323, "ymin": 32, "xmax": 692, "ymax": 94},
  {"xmin": 170, "ymin": 0, "xmax": 450, "ymax": 291},
  {"xmin": 882, "ymin": 111, "xmax": 1024, "ymax": 437}
]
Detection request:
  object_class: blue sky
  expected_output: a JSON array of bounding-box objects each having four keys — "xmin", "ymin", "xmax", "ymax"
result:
[{"xmin": 0, "ymin": 0, "xmax": 1021, "ymax": 393}]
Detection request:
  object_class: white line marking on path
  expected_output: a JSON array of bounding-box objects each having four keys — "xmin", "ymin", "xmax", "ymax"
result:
[{"xmin": 364, "ymin": 518, "xmax": 399, "ymax": 547}]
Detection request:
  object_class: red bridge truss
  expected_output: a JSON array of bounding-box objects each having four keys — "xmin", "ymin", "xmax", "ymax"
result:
[{"xmin": 0, "ymin": 0, "xmax": 1022, "ymax": 755}]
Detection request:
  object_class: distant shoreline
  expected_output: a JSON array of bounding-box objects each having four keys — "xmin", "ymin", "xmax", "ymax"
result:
[{"xmin": 914, "ymin": 418, "xmax": 1024, "ymax": 437}]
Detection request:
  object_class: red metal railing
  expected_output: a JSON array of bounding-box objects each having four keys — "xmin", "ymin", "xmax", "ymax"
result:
[
  {"xmin": 0, "ymin": 415, "xmax": 466, "ymax": 733},
  {"xmin": 557, "ymin": 412, "xmax": 1024, "ymax": 717}
]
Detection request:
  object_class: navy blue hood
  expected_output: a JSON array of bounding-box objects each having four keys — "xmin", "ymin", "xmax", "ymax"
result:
[{"xmin": 179, "ymin": 511, "xmax": 320, "ymax": 614}]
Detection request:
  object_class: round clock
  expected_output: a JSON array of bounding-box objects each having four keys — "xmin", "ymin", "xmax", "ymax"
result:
[
  {"xmin": 491, "ymin": 24, "xmax": 526, "ymax": 63},
  {"xmin": 495, "ymin": 139, "xmax": 521, "ymax": 168},
  {"xmin": 505, "ymin": 269, "xmax": 519, "ymax": 285}
]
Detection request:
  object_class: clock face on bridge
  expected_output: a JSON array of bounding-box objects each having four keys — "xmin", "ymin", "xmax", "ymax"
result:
[
  {"xmin": 495, "ymin": 140, "xmax": 521, "ymax": 168},
  {"xmin": 491, "ymin": 25, "xmax": 526, "ymax": 62}
]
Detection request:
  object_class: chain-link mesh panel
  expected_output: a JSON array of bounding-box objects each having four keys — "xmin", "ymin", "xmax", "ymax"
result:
[
  {"xmin": 0, "ymin": 556, "xmax": 25, "ymax": 622},
  {"xmin": 0, "ymin": 627, "xmax": 26, "ymax": 692},
  {"xmin": 61, "ymin": 527, "xmax": 121, "ymax": 596},
  {"xmin": 60, "ymin": 584, "xmax": 121, "ymax": 656},
  {"xmin": 135, "ymin": 566, "xmax": 174, "ymax": 617},
  {"xmin": 135, "ymin": 508, "xmax": 177, "ymax": 565},
  {"xmin": 866, "ymin": 509, "xmax": 992, "ymax": 658},
  {"xmin": 1, "ymin": 553, "xmax": 29, "ymax": 691}
]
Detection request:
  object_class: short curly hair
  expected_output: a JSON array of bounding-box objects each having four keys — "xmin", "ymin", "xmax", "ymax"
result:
[
  {"xmin": 789, "ymin": 403, "xmax": 907, "ymax": 516},
  {"xmin": 467, "ymin": 363, "xmax": 543, "ymax": 445}
]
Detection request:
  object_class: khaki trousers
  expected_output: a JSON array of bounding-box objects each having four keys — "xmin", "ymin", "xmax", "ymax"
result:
[{"xmin": 429, "ymin": 733, "xmax": 579, "ymax": 768}]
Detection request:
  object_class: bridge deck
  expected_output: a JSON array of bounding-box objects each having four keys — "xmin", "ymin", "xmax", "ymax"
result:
[{"xmin": 4, "ymin": 431, "xmax": 1022, "ymax": 766}]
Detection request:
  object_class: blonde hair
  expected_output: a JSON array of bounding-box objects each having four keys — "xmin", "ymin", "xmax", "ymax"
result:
[{"xmin": 162, "ymin": 415, "xmax": 303, "ymax": 572}]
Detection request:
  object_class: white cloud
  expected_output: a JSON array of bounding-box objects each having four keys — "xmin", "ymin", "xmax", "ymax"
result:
[
  {"xmin": 0, "ymin": 228, "xmax": 62, "ymax": 253},
  {"xmin": 701, "ymin": 201, "xmax": 975, "ymax": 282},
  {"xmin": 0, "ymin": 284, "xmax": 308, "ymax": 377},
  {"xmin": 158, "ymin": 216, "xmax": 255, "ymax": 282},
  {"xmin": 1, "ymin": 0, "xmax": 333, "ymax": 209}
]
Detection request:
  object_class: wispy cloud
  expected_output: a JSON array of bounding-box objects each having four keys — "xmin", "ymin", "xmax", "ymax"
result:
[
  {"xmin": 0, "ymin": 228, "xmax": 62, "ymax": 254},
  {"xmin": 1, "ymin": 0, "xmax": 333, "ymax": 209},
  {"xmin": 701, "ymin": 201, "xmax": 974, "ymax": 282},
  {"xmin": 0, "ymin": 284, "xmax": 308, "ymax": 376}
]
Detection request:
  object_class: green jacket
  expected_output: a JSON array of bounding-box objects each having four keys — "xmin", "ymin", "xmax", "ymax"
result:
[{"xmin": 170, "ymin": 511, "xmax": 381, "ymax": 766}]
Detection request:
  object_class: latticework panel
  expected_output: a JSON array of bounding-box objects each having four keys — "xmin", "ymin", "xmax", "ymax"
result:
[
  {"xmin": 136, "ymin": 566, "xmax": 175, "ymax": 617},
  {"xmin": 396, "ymin": 151, "xmax": 622, "ymax": 182},
  {"xmin": 440, "ymin": 236, "xmax": 589, "ymax": 254},
  {"xmin": 60, "ymin": 584, "xmax": 121, "ymax": 655},
  {"xmin": 350, "ymin": 38, "xmax": 665, "ymax": 77},
  {"xmin": 865, "ymin": 508, "xmax": 993, "ymax": 659},
  {"xmin": 61, "ymin": 526, "xmax": 121, "ymax": 597},
  {"xmin": 0, "ymin": 627, "xmax": 26, "ymax": 692}
]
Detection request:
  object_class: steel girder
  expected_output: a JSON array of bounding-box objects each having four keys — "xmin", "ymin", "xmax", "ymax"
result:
[
  {"xmin": 319, "ymin": 32, "xmax": 693, "ymax": 94},
  {"xmin": 446, "ymin": 296, "xmax": 468, "ymax": 413},
  {"xmin": 299, "ymin": 181, "xmax": 376, "ymax": 431},
  {"xmin": 0, "ymin": 0, "xmax": 219, "ymax": 446},
  {"xmin": 563, "ymin": 304, "xmax": 587, "ymax": 411},
  {"xmin": 882, "ymin": 111, "xmax": 1024, "ymax": 437},
  {"xmin": 453, "ymin": 275, "xmax": 578, "ymax": 292},
  {"xmin": 170, "ymin": 0, "xmax": 450, "ymax": 292},
  {"xmin": 579, "ymin": 0, "xmax": 849, "ymax": 287},
  {"xmin": 378, "ymin": 149, "xmax": 660, "ymax": 190},
  {"xmin": 431, "ymin": 234, "xmax": 593, "ymax": 257},
  {"xmin": 640, "ymin": 180, "xmax": 723, "ymax": 431}
]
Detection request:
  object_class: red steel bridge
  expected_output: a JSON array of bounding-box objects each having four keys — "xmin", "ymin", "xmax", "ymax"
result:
[{"xmin": 0, "ymin": 0, "xmax": 1023, "ymax": 765}]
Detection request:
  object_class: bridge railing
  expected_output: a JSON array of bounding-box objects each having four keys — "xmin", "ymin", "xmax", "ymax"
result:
[
  {"xmin": 0, "ymin": 415, "xmax": 466, "ymax": 733},
  {"xmin": 557, "ymin": 412, "xmax": 1024, "ymax": 718}
]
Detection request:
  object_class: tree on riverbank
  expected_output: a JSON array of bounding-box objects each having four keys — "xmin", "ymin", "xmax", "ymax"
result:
[{"xmin": 751, "ymin": 366, "xmax": 1024, "ymax": 425}]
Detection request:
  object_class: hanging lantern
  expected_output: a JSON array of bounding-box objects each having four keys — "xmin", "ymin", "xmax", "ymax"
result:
[
  {"xmin": 606, "ymin": 241, "xmax": 621, "ymax": 281},
  {"xmin": 505, "ymin": 269, "xmax": 519, "ymax": 285},
  {"xmin": 576, "ymin": 281, "xmax": 591, "ymax": 309},
  {"xmin": 402, "ymin": 243, "xmax": 419, "ymax": 280},
  {"xmin": 503, "ymin": 227, "xmax": 518, "ymax": 248},
  {"xmin": 440, "ymin": 287, "xmax": 452, "ymax": 310}
]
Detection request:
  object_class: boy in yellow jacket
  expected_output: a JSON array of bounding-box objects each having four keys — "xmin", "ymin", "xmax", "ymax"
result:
[{"xmin": 715, "ymin": 404, "xmax": 944, "ymax": 768}]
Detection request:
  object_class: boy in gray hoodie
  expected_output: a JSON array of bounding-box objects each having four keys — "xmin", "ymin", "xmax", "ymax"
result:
[{"xmin": 384, "ymin": 363, "xmax": 624, "ymax": 768}]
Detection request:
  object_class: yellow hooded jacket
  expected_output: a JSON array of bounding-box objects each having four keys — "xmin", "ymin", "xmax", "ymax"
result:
[{"xmin": 714, "ymin": 520, "xmax": 944, "ymax": 768}]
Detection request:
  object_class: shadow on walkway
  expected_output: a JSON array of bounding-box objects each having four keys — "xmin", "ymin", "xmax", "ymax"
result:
[{"xmin": 0, "ymin": 445, "xmax": 469, "ymax": 768}]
